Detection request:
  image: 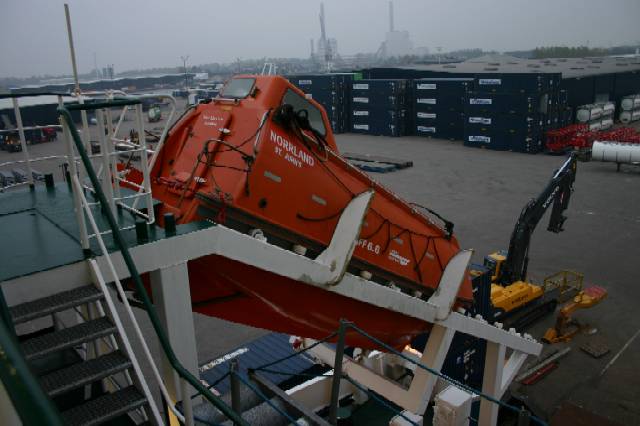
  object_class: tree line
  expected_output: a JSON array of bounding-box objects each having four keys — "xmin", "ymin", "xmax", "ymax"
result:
[{"xmin": 534, "ymin": 46, "xmax": 613, "ymax": 59}]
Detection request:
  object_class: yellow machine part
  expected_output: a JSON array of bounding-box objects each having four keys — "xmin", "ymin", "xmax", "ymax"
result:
[
  {"xmin": 490, "ymin": 281, "xmax": 544, "ymax": 313},
  {"xmin": 543, "ymin": 286, "xmax": 607, "ymax": 343}
]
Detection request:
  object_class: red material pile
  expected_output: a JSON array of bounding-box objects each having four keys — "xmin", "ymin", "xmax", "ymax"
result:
[
  {"xmin": 597, "ymin": 127, "xmax": 640, "ymax": 144},
  {"xmin": 545, "ymin": 125, "xmax": 640, "ymax": 153},
  {"xmin": 545, "ymin": 124, "xmax": 591, "ymax": 153}
]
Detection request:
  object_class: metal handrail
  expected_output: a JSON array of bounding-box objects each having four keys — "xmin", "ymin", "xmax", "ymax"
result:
[
  {"xmin": 0, "ymin": 91, "xmax": 112, "ymax": 190},
  {"xmin": 0, "ymin": 155, "xmax": 67, "ymax": 169},
  {"xmin": 72, "ymin": 175, "xmax": 162, "ymax": 422},
  {"xmin": 58, "ymin": 104, "xmax": 248, "ymax": 425},
  {"xmin": 0, "ymin": 125, "xmax": 62, "ymax": 134},
  {"xmin": 0, "ymin": 92, "xmax": 71, "ymax": 99}
]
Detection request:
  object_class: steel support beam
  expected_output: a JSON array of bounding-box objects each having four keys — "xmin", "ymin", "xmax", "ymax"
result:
[
  {"xmin": 2, "ymin": 224, "xmax": 543, "ymax": 357},
  {"xmin": 150, "ymin": 261, "xmax": 200, "ymax": 424},
  {"xmin": 478, "ymin": 342, "xmax": 505, "ymax": 425},
  {"xmin": 404, "ymin": 324, "xmax": 455, "ymax": 414},
  {"xmin": 0, "ymin": 381, "xmax": 21, "ymax": 426},
  {"xmin": 250, "ymin": 371, "xmax": 331, "ymax": 426},
  {"xmin": 307, "ymin": 323, "xmax": 455, "ymax": 415}
]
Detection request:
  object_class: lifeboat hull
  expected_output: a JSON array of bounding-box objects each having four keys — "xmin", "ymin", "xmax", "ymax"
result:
[
  {"xmin": 136, "ymin": 75, "xmax": 473, "ymax": 349},
  {"xmin": 187, "ymin": 255, "xmax": 429, "ymax": 349}
]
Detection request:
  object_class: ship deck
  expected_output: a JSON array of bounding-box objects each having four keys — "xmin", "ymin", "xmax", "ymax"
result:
[{"xmin": 0, "ymin": 183, "xmax": 208, "ymax": 282}]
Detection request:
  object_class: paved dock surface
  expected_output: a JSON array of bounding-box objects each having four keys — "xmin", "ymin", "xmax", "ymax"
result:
[
  {"xmin": 1, "ymin": 102, "xmax": 638, "ymax": 424},
  {"xmin": 334, "ymin": 133, "xmax": 639, "ymax": 425}
]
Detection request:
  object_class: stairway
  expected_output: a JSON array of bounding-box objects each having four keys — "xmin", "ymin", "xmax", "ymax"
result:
[{"xmin": 9, "ymin": 284, "xmax": 152, "ymax": 426}]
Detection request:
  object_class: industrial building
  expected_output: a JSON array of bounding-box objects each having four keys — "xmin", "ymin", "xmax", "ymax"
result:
[
  {"xmin": 0, "ymin": 73, "xmax": 195, "ymax": 130},
  {"xmin": 361, "ymin": 54, "xmax": 640, "ymax": 108},
  {"xmin": 8, "ymin": 73, "xmax": 195, "ymax": 95}
]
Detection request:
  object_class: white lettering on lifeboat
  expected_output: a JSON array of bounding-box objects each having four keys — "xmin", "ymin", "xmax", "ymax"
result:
[
  {"xmin": 202, "ymin": 114, "xmax": 225, "ymax": 126},
  {"xmin": 269, "ymin": 130, "xmax": 315, "ymax": 168},
  {"xmin": 389, "ymin": 250, "xmax": 411, "ymax": 266}
]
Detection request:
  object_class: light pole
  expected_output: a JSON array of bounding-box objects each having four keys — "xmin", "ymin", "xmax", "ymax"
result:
[{"xmin": 180, "ymin": 55, "xmax": 190, "ymax": 89}]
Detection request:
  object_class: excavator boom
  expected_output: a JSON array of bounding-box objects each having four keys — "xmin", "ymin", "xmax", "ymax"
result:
[{"xmin": 499, "ymin": 154, "xmax": 578, "ymax": 285}]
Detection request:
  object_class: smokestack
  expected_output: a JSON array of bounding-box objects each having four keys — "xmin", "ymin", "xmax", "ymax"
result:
[
  {"xmin": 389, "ymin": 1, "xmax": 394, "ymax": 32},
  {"xmin": 310, "ymin": 38, "xmax": 315, "ymax": 57},
  {"xmin": 319, "ymin": 2, "xmax": 326, "ymax": 41}
]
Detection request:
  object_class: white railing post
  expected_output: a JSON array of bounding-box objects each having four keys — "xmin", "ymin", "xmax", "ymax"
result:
[
  {"xmin": 130, "ymin": 94, "xmax": 177, "ymax": 217},
  {"xmin": 11, "ymin": 97, "xmax": 34, "ymax": 186},
  {"xmin": 96, "ymin": 109, "xmax": 117, "ymax": 218},
  {"xmin": 105, "ymin": 104, "xmax": 122, "ymax": 200},
  {"xmin": 149, "ymin": 95, "xmax": 177, "ymax": 170},
  {"xmin": 73, "ymin": 93, "xmax": 91, "ymax": 188},
  {"xmin": 134, "ymin": 104, "xmax": 154, "ymax": 223},
  {"xmin": 60, "ymin": 102, "xmax": 90, "ymax": 251}
]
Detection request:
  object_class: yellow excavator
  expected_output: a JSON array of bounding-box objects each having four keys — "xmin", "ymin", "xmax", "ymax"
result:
[
  {"xmin": 482, "ymin": 154, "xmax": 580, "ymax": 329},
  {"xmin": 542, "ymin": 285, "xmax": 608, "ymax": 343}
]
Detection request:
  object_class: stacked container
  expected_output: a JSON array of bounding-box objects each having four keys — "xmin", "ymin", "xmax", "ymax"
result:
[
  {"xmin": 576, "ymin": 102, "xmax": 615, "ymax": 131},
  {"xmin": 559, "ymin": 90, "xmax": 573, "ymax": 127},
  {"xmin": 350, "ymin": 79, "xmax": 410, "ymax": 137},
  {"xmin": 619, "ymin": 94, "xmax": 640, "ymax": 124},
  {"xmin": 600, "ymin": 101, "xmax": 615, "ymax": 130},
  {"xmin": 464, "ymin": 74, "xmax": 558, "ymax": 153},
  {"xmin": 286, "ymin": 74, "xmax": 354, "ymax": 133},
  {"xmin": 413, "ymin": 78, "xmax": 473, "ymax": 140}
]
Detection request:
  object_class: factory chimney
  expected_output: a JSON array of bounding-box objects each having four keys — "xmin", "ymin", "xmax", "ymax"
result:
[
  {"xmin": 319, "ymin": 2, "xmax": 327, "ymax": 42},
  {"xmin": 389, "ymin": 1, "xmax": 394, "ymax": 32},
  {"xmin": 310, "ymin": 38, "xmax": 315, "ymax": 58}
]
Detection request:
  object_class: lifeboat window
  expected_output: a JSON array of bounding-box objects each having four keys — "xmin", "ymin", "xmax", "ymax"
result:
[
  {"xmin": 282, "ymin": 89, "xmax": 326, "ymax": 136},
  {"xmin": 221, "ymin": 78, "xmax": 255, "ymax": 99}
]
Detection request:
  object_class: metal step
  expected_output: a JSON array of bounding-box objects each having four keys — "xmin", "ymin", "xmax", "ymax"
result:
[
  {"xmin": 10, "ymin": 285, "xmax": 103, "ymax": 324},
  {"xmin": 61, "ymin": 385, "xmax": 147, "ymax": 426},
  {"xmin": 41, "ymin": 350, "xmax": 132, "ymax": 397},
  {"xmin": 22, "ymin": 317, "xmax": 116, "ymax": 361}
]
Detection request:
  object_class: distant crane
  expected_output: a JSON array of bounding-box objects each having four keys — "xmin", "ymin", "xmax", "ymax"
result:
[
  {"xmin": 180, "ymin": 55, "xmax": 189, "ymax": 89},
  {"xmin": 316, "ymin": 2, "xmax": 336, "ymax": 72}
]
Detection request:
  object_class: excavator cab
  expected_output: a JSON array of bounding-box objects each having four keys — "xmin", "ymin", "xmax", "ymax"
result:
[{"xmin": 484, "ymin": 250, "xmax": 507, "ymax": 283}]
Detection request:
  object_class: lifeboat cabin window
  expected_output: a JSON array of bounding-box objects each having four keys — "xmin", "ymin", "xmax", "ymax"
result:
[
  {"xmin": 282, "ymin": 89, "xmax": 327, "ymax": 137},
  {"xmin": 221, "ymin": 78, "xmax": 255, "ymax": 99}
]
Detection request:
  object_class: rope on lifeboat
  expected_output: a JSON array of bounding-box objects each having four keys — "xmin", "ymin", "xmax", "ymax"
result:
[
  {"xmin": 175, "ymin": 110, "xmax": 272, "ymax": 207},
  {"xmin": 275, "ymin": 105, "xmax": 451, "ymax": 287}
]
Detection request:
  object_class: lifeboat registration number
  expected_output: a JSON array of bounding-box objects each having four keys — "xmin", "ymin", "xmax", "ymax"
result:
[{"xmin": 357, "ymin": 239, "xmax": 381, "ymax": 255}]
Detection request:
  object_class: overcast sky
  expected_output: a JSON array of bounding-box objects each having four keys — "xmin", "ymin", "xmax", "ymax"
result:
[{"xmin": 2, "ymin": 0, "xmax": 640, "ymax": 78}]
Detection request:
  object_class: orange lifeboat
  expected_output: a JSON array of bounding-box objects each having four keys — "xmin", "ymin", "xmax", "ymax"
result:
[{"xmin": 141, "ymin": 75, "xmax": 473, "ymax": 349}]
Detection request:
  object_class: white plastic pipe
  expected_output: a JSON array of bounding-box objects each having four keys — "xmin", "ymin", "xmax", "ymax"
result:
[{"xmin": 592, "ymin": 141, "xmax": 640, "ymax": 164}]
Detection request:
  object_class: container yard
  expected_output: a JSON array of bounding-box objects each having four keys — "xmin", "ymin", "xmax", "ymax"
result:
[{"xmin": 1, "ymin": 2, "xmax": 639, "ymax": 426}]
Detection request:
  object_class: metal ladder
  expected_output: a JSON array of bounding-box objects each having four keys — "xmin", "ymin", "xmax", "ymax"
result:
[
  {"xmin": 8, "ymin": 284, "xmax": 154, "ymax": 425},
  {"xmin": 0, "ymin": 93, "xmax": 247, "ymax": 426}
]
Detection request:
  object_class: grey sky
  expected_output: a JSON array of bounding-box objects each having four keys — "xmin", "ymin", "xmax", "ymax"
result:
[{"xmin": 2, "ymin": 0, "xmax": 640, "ymax": 78}]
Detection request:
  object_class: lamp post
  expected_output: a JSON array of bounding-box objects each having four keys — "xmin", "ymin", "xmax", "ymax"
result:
[{"xmin": 180, "ymin": 55, "xmax": 189, "ymax": 89}]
